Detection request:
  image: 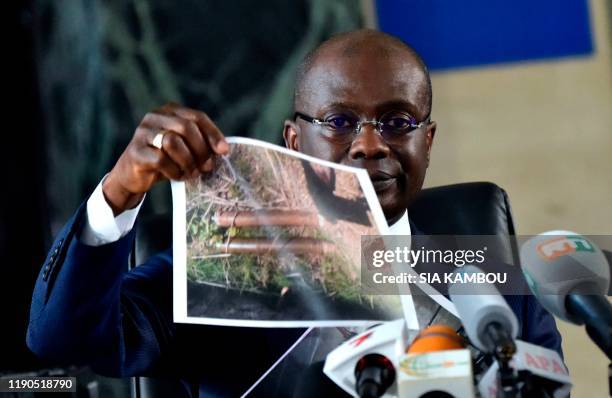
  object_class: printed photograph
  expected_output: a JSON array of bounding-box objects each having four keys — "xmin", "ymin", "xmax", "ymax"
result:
[{"xmin": 176, "ymin": 138, "xmax": 404, "ymax": 326}]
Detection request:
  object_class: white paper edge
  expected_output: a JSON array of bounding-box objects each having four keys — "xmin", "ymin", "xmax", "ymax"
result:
[{"xmin": 172, "ymin": 180, "xmax": 187, "ymax": 323}]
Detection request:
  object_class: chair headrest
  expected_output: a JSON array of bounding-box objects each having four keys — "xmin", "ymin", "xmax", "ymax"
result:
[
  {"xmin": 409, "ymin": 182, "xmax": 518, "ymax": 266},
  {"xmin": 409, "ymin": 182, "xmax": 516, "ymax": 236}
]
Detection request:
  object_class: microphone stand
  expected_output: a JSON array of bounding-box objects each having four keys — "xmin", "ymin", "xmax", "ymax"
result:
[
  {"xmin": 484, "ymin": 322, "xmax": 520, "ymax": 398},
  {"xmin": 485, "ymin": 322, "xmax": 560, "ymax": 397}
]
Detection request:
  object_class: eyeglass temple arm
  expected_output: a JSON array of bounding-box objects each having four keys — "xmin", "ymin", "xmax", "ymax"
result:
[{"xmin": 293, "ymin": 112, "xmax": 320, "ymax": 124}]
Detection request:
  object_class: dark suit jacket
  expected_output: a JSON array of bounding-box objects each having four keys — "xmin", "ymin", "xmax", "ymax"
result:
[{"xmin": 27, "ymin": 202, "xmax": 562, "ymax": 397}]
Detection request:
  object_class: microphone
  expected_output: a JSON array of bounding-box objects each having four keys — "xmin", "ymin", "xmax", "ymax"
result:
[
  {"xmin": 449, "ymin": 266, "xmax": 571, "ymax": 397},
  {"xmin": 398, "ymin": 325, "xmax": 474, "ymax": 398},
  {"xmin": 406, "ymin": 324, "xmax": 466, "ymax": 354},
  {"xmin": 323, "ymin": 320, "xmax": 476, "ymax": 398},
  {"xmin": 449, "ymin": 265, "xmax": 521, "ymax": 397},
  {"xmin": 324, "ymin": 319, "xmax": 407, "ymax": 397},
  {"xmin": 355, "ymin": 353, "xmax": 396, "ymax": 398},
  {"xmin": 448, "ymin": 265, "xmax": 519, "ymax": 358},
  {"xmin": 520, "ymin": 231, "xmax": 612, "ymax": 359}
]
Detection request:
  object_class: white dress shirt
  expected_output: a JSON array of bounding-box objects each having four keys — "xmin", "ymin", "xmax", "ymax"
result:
[
  {"xmin": 80, "ymin": 176, "xmax": 145, "ymax": 246},
  {"xmin": 388, "ymin": 211, "xmax": 410, "ymax": 235}
]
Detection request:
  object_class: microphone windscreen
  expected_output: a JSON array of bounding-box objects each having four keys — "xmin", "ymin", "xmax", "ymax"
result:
[
  {"xmin": 449, "ymin": 265, "xmax": 518, "ymax": 352},
  {"xmin": 407, "ymin": 325, "xmax": 465, "ymax": 354},
  {"xmin": 519, "ymin": 232, "xmax": 610, "ymax": 323}
]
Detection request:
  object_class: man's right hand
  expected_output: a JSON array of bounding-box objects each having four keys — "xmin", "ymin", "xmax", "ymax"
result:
[{"xmin": 103, "ymin": 103, "xmax": 229, "ymax": 215}]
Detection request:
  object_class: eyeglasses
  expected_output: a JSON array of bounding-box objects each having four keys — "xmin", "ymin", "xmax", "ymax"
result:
[{"xmin": 293, "ymin": 110, "xmax": 430, "ymax": 144}]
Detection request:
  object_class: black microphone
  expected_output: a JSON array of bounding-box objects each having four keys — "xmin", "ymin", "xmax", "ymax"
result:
[
  {"xmin": 354, "ymin": 354, "xmax": 395, "ymax": 398},
  {"xmin": 566, "ymin": 294, "xmax": 612, "ymax": 359}
]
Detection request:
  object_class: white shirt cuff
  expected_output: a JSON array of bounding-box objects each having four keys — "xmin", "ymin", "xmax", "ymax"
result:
[{"xmin": 80, "ymin": 175, "xmax": 145, "ymax": 246}]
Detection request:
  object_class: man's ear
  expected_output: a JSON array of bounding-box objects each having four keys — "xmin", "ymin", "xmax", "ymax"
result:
[
  {"xmin": 425, "ymin": 121, "xmax": 437, "ymax": 167},
  {"xmin": 283, "ymin": 119, "xmax": 300, "ymax": 151}
]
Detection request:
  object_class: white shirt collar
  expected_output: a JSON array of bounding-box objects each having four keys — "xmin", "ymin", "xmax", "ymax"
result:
[{"xmin": 388, "ymin": 210, "xmax": 411, "ymax": 235}]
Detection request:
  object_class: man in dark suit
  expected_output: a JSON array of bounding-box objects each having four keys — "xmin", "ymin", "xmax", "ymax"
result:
[{"xmin": 27, "ymin": 30, "xmax": 562, "ymax": 397}]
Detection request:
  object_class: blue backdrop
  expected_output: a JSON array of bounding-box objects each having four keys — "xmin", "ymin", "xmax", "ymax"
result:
[{"xmin": 376, "ymin": 0, "xmax": 593, "ymax": 70}]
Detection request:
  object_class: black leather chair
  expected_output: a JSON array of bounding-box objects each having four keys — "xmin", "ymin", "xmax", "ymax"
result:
[
  {"xmin": 409, "ymin": 182, "xmax": 519, "ymax": 266},
  {"xmin": 129, "ymin": 181, "xmax": 519, "ymax": 397}
]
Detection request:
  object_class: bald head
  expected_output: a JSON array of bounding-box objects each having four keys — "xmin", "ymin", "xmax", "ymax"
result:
[{"xmin": 293, "ymin": 29, "xmax": 432, "ymax": 117}]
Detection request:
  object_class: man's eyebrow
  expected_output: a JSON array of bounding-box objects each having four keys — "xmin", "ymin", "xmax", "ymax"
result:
[
  {"xmin": 375, "ymin": 99, "xmax": 421, "ymax": 117},
  {"xmin": 319, "ymin": 102, "xmax": 362, "ymax": 113},
  {"xmin": 318, "ymin": 99, "xmax": 424, "ymax": 119}
]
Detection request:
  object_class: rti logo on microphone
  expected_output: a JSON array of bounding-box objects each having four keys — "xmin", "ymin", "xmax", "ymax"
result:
[{"xmin": 536, "ymin": 236, "xmax": 595, "ymax": 261}]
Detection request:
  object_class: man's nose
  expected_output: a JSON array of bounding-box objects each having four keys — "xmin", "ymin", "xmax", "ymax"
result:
[{"xmin": 348, "ymin": 124, "xmax": 390, "ymax": 160}]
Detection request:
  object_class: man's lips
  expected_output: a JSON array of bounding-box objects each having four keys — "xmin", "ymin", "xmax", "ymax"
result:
[{"xmin": 369, "ymin": 171, "xmax": 397, "ymax": 192}]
